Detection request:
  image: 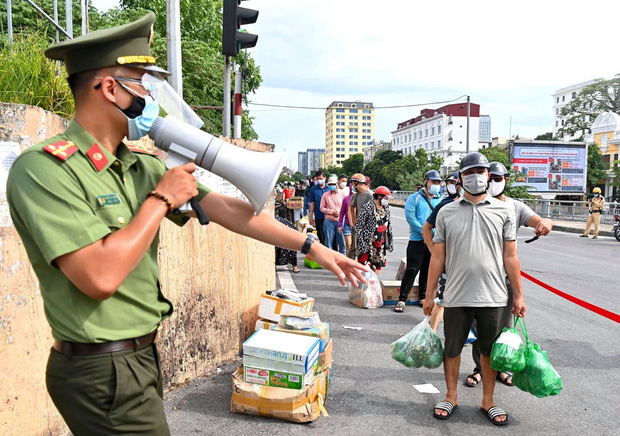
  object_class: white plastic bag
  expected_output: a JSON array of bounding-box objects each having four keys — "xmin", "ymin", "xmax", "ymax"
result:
[{"xmin": 348, "ymin": 270, "xmax": 383, "ymax": 309}]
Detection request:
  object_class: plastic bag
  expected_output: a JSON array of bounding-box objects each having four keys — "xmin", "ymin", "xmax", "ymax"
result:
[
  {"xmin": 304, "ymin": 255, "xmax": 323, "ymax": 269},
  {"xmin": 490, "ymin": 316, "xmax": 525, "ymax": 373},
  {"xmin": 347, "ymin": 270, "xmax": 383, "ymax": 309},
  {"xmin": 390, "ymin": 316, "xmax": 444, "ymax": 369},
  {"xmin": 511, "ymin": 318, "xmax": 563, "ymax": 398}
]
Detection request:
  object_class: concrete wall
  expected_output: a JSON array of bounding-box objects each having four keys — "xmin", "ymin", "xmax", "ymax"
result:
[{"xmin": 0, "ymin": 103, "xmax": 276, "ymax": 435}]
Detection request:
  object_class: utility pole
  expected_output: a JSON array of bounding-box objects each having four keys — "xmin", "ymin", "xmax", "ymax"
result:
[
  {"xmin": 466, "ymin": 95, "xmax": 470, "ymax": 153},
  {"xmin": 223, "ymin": 56, "xmax": 231, "ymax": 137},
  {"xmin": 7, "ymin": 0, "xmax": 13, "ymax": 45},
  {"xmin": 65, "ymin": 0, "xmax": 73, "ymax": 38},
  {"xmin": 166, "ymin": 0, "xmax": 183, "ymax": 95},
  {"xmin": 233, "ymin": 65, "xmax": 242, "ymax": 138}
]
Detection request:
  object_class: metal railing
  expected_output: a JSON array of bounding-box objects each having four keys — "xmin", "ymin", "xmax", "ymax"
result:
[{"xmin": 390, "ymin": 191, "xmax": 620, "ymax": 224}]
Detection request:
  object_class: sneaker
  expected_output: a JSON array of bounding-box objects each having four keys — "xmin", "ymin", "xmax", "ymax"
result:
[{"xmin": 580, "ymin": 235, "xmax": 588, "ymax": 238}]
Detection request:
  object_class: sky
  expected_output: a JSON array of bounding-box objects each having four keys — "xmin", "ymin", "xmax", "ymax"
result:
[{"xmin": 92, "ymin": 0, "xmax": 619, "ymax": 171}]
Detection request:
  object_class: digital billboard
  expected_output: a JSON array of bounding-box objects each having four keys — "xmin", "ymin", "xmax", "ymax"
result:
[{"xmin": 511, "ymin": 141, "xmax": 587, "ymax": 194}]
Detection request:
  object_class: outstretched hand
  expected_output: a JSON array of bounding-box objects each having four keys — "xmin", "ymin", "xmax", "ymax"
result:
[{"xmin": 309, "ymin": 243, "xmax": 369, "ymax": 287}]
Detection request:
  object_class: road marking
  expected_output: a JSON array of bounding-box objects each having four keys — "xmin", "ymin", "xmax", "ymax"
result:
[
  {"xmin": 276, "ymin": 265, "xmax": 297, "ymax": 290},
  {"xmin": 392, "ymin": 215, "xmax": 406, "ymax": 220},
  {"xmin": 393, "ymin": 236, "xmax": 409, "ymax": 239}
]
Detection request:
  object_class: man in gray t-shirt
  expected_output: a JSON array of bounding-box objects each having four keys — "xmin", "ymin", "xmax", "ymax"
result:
[{"xmin": 423, "ymin": 153, "xmax": 526, "ymax": 426}]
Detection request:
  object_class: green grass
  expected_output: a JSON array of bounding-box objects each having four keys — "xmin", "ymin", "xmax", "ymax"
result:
[{"xmin": 0, "ymin": 32, "xmax": 74, "ymax": 118}]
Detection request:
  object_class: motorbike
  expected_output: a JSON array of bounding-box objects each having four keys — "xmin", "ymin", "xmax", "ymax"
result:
[{"xmin": 613, "ymin": 215, "xmax": 620, "ymax": 242}]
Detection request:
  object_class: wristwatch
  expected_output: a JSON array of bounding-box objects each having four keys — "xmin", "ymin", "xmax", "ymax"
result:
[{"xmin": 301, "ymin": 233, "xmax": 318, "ymax": 255}]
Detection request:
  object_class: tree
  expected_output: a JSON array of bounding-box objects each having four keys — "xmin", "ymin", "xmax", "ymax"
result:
[
  {"xmin": 556, "ymin": 75, "xmax": 620, "ymax": 138},
  {"xmin": 391, "ymin": 149, "xmax": 442, "ymax": 191},
  {"xmin": 534, "ymin": 132, "xmax": 555, "ymax": 141},
  {"xmin": 479, "ymin": 146, "xmax": 509, "ymax": 167},
  {"xmin": 587, "ymin": 143, "xmax": 608, "ymax": 189},
  {"xmin": 341, "ymin": 153, "xmax": 364, "ymax": 175},
  {"xmin": 292, "ymin": 172, "xmax": 305, "ymax": 182}
]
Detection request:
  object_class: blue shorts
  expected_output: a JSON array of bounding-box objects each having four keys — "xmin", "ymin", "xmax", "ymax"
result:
[{"xmin": 341, "ymin": 222, "xmax": 352, "ymax": 236}]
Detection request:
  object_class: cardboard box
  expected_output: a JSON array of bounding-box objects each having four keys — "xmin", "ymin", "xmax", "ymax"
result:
[
  {"xmin": 230, "ymin": 367, "xmax": 329, "ymax": 423},
  {"xmin": 243, "ymin": 329, "xmax": 320, "ymax": 374},
  {"xmin": 244, "ymin": 364, "xmax": 315, "ymax": 390},
  {"xmin": 318, "ymin": 338, "xmax": 333, "ymax": 369},
  {"xmin": 394, "ymin": 257, "xmax": 419, "ymax": 286},
  {"xmin": 348, "ymin": 279, "xmax": 383, "ymax": 309},
  {"xmin": 255, "ymin": 319, "xmax": 278, "ymax": 331},
  {"xmin": 258, "ymin": 293, "xmax": 315, "ymax": 322},
  {"xmin": 275, "ymin": 323, "xmax": 330, "ymax": 352},
  {"xmin": 287, "ymin": 196, "xmax": 303, "ymax": 209},
  {"xmin": 381, "ymin": 280, "xmax": 419, "ymax": 305}
]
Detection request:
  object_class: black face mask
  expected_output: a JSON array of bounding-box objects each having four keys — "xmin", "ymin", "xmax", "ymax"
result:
[{"xmin": 115, "ymin": 94, "xmax": 146, "ymax": 119}]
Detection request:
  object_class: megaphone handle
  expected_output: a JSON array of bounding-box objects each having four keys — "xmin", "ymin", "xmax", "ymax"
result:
[{"xmin": 190, "ymin": 197, "xmax": 210, "ymax": 225}]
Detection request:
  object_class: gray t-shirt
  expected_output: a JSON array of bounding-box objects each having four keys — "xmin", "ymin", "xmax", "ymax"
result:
[
  {"xmin": 351, "ymin": 190, "xmax": 374, "ymax": 219},
  {"xmin": 507, "ymin": 197, "xmax": 536, "ymax": 230},
  {"xmin": 435, "ymin": 194, "xmax": 516, "ymax": 308}
]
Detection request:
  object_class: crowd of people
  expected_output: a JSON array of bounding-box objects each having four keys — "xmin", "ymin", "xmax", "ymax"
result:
[{"xmin": 283, "ymin": 153, "xmax": 553, "ymax": 427}]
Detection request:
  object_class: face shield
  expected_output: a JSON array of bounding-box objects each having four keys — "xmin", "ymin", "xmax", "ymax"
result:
[{"xmin": 142, "ymin": 73, "xmax": 204, "ymax": 129}]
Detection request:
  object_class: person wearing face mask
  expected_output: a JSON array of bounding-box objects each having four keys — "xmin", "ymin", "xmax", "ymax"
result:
[
  {"xmin": 338, "ymin": 182, "xmax": 355, "ymax": 255},
  {"xmin": 462, "ymin": 162, "xmax": 553, "ymax": 389},
  {"xmin": 421, "ymin": 171, "xmax": 461, "ymax": 330},
  {"xmin": 395, "ymin": 170, "xmax": 443, "ymax": 313},
  {"xmin": 581, "ymin": 187, "xmax": 604, "ymax": 239},
  {"xmin": 308, "ymin": 170, "xmax": 329, "ymax": 245},
  {"xmin": 320, "ymin": 175, "xmax": 346, "ymax": 253},
  {"xmin": 355, "ymin": 186, "xmax": 394, "ymax": 272},
  {"xmin": 6, "ymin": 15, "xmax": 371, "ymax": 435},
  {"xmin": 338, "ymin": 174, "xmax": 349, "ymax": 196},
  {"xmin": 423, "ymin": 152, "xmax": 525, "ymax": 426},
  {"xmin": 348, "ymin": 173, "xmax": 373, "ymax": 259}
]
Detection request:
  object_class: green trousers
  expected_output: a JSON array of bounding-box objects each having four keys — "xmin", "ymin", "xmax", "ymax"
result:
[{"xmin": 46, "ymin": 343, "xmax": 169, "ymax": 435}]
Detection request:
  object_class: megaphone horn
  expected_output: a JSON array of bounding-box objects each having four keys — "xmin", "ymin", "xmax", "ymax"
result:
[{"xmin": 149, "ymin": 116, "xmax": 286, "ymax": 215}]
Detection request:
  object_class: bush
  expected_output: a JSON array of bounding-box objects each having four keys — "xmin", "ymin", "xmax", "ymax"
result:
[{"xmin": 0, "ymin": 31, "xmax": 74, "ymax": 118}]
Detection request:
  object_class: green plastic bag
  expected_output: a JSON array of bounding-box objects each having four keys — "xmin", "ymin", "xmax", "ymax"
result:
[
  {"xmin": 304, "ymin": 255, "xmax": 323, "ymax": 269},
  {"xmin": 390, "ymin": 316, "xmax": 444, "ymax": 369},
  {"xmin": 490, "ymin": 316, "xmax": 525, "ymax": 373},
  {"xmin": 511, "ymin": 317, "xmax": 563, "ymax": 398}
]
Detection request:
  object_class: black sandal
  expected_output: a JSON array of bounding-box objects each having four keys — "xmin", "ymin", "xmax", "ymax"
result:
[
  {"xmin": 496, "ymin": 372, "xmax": 513, "ymax": 386},
  {"xmin": 480, "ymin": 406, "xmax": 508, "ymax": 426},
  {"xmin": 464, "ymin": 370, "xmax": 481, "ymax": 387},
  {"xmin": 433, "ymin": 401, "xmax": 458, "ymax": 420}
]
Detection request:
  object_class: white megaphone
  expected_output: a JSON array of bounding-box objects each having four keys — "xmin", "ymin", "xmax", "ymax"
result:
[{"xmin": 149, "ymin": 115, "xmax": 286, "ymax": 221}]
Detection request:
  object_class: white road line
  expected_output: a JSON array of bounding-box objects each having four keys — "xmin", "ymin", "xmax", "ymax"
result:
[
  {"xmin": 392, "ymin": 215, "xmax": 406, "ymax": 220},
  {"xmin": 276, "ymin": 266, "xmax": 297, "ymax": 291}
]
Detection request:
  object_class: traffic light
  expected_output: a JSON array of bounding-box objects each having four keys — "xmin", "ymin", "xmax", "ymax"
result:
[{"xmin": 222, "ymin": 0, "xmax": 258, "ymax": 57}]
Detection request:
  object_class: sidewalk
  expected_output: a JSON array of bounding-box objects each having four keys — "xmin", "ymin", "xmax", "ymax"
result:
[{"xmin": 389, "ymin": 200, "xmax": 615, "ymax": 237}]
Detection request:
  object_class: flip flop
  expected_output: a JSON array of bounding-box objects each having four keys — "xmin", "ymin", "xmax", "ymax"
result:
[
  {"xmin": 292, "ymin": 267, "xmax": 300, "ymax": 273},
  {"xmin": 464, "ymin": 370, "xmax": 481, "ymax": 387},
  {"xmin": 393, "ymin": 301, "xmax": 405, "ymax": 313},
  {"xmin": 433, "ymin": 401, "xmax": 458, "ymax": 420},
  {"xmin": 496, "ymin": 372, "xmax": 513, "ymax": 386},
  {"xmin": 480, "ymin": 406, "xmax": 508, "ymax": 426}
]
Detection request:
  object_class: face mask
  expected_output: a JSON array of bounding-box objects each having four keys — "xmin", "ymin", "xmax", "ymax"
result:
[
  {"xmin": 461, "ymin": 173, "xmax": 488, "ymax": 195},
  {"xmin": 126, "ymin": 96, "xmax": 159, "ymax": 140},
  {"xmin": 489, "ymin": 180, "xmax": 506, "ymax": 197},
  {"xmin": 318, "ymin": 179, "xmax": 325, "ymax": 186},
  {"xmin": 329, "ymin": 185, "xmax": 337, "ymax": 191},
  {"xmin": 313, "ymin": 180, "xmax": 318, "ymax": 185},
  {"xmin": 351, "ymin": 186, "xmax": 357, "ymax": 193},
  {"xmin": 594, "ymin": 193, "xmax": 599, "ymax": 197},
  {"xmin": 428, "ymin": 184, "xmax": 441, "ymax": 196},
  {"xmin": 380, "ymin": 197, "xmax": 389, "ymax": 207},
  {"xmin": 446, "ymin": 184, "xmax": 458, "ymax": 196},
  {"xmin": 339, "ymin": 182, "xmax": 346, "ymax": 189},
  {"xmin": 459, "ymin": 187, "xmax": 465, "ymax": 196}
]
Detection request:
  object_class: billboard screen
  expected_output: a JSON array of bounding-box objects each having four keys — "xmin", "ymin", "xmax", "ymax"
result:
[{"xmin": 511, "ymin": 141, "xmax": 587, "ymax": 193}]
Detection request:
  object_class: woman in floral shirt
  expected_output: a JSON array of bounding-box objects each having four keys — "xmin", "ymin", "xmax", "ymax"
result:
[{"xmin": 355, "ymin": 186, "xmax": 394, "ymax": 272}]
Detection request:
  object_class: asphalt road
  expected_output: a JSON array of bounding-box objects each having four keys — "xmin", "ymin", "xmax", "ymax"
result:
[{"xmin": 164, "ymin": 205, "xmax": 620, "ymax": 436}]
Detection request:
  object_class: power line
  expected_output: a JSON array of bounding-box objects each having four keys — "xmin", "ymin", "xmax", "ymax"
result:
[{"xmin": 247, "ymin": 95, "xmax": 468, "ymax": 111}]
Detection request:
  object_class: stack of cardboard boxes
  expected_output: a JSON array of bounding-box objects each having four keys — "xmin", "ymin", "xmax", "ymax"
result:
[{"xmin": 230, "ymin": 291, "xmax": 333, "ymax": 423}]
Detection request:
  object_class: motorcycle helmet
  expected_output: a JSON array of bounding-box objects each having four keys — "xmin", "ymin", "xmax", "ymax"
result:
[
  {"xmin": 489, "ymin": 162, "xmax": 509, "ymax": 176},
  {"xmin": 459, "ymin": 152, "xmax": 490, "ymax": 172}
]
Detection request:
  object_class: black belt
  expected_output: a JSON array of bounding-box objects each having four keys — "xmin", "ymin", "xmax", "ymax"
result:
[
  {"xmin": 53, "ymin": 330, "xmax": 158, "ymax": 356},
  {"xmin": 591, "ymin": 210, "xmax": 602, "ymax": 214}
]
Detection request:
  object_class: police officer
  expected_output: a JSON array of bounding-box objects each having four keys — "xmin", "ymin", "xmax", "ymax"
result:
[
  {"xmin": 581, "ymin": 187, "xmax": 604, "ymax": 239},
  {"xmin": 6, "ymin": 14, "xmax": 367, "ymax": 435}
]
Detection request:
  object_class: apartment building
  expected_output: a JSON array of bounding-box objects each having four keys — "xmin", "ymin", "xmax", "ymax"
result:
[{"xmin": 325, "ymin": 101, "xmax": 374, "ymax": 167}]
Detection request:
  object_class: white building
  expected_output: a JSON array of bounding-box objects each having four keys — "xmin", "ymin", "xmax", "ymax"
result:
[
  {"xmin": 391, "ymin": 103, "xmax": 481, "ymax": 175},
  {"xmin": 552, "ymin": 80, "xmax": 596, "ymax": 140}
]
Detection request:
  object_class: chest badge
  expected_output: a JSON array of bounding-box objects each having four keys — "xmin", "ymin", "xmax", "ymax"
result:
[{"xmin": 97, "ymin": 193, "xmax": 122, "ymax": 206}]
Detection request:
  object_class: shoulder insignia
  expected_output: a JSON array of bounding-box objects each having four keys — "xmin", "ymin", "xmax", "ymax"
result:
[
  {"xmin": 43, "ymin": 140, "xmax": 78, "ymax": 161},
  {"xmin": 126, "ymin": 143, "xmax": 157, "ymax": 156},
  {"xmin": 86, "ymin": 143, "xmax": 109, "ymax": 172}
]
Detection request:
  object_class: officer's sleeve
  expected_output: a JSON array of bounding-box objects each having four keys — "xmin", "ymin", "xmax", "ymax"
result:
[{"xmin": 7, "ymin": 152, "xmax": 114, "ymax": 266}]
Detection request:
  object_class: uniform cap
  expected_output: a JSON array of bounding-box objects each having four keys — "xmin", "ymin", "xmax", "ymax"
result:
[
  {"xmin": 45, "ymin": 13, "xmax": 170, "ymax": 77},
  {"xmin": 593, "ymin": 187, "xmax": 602, "ymax": 193}
]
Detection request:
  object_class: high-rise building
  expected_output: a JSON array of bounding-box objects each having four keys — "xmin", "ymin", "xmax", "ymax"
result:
[
  {"xmin": 307, "ymin": 148, "xmax": 325, "ymax": 176},
  {"xmin": 298, "ymin": 151, "xmax": 308, "ymax": 176},
  {"xmin": 325, "ymin": 101, "xmax": 374, "ymax": 167},
  {"xmin": 391, "ymin": 103, "xmax": 481, "ymax": 175},
  {"xmin": 552, "ymin": 80, "xmax": 596, "ymax": 140},
  {"xmin": 479, "ymin": 115, "xmax": 492, "ymax": 143}
]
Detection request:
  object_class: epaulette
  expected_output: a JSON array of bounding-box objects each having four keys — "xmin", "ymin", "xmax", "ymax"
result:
[
  {"xmin": 126, "ymin": 143, "xmax": 157, "ymax": 155},
  {"xmin": 43, "ymin": 140, "xmax": 78, "ymax": 161}
]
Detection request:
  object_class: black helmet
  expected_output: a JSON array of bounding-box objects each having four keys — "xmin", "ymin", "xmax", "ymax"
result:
[
  {"xmin": 424, "ymin": 170, "xmax": 442, "ymax": 181},
  {"xmin": 445, "ymin": 171, "xmax": 459, "ymax": 183},
  {"xmin": 489, "ymin": 162, "xmax": 508, "ymax": 176},
  {"xmin": 459, "ymin": 152, "xmax": 490, "ymax": 172}
]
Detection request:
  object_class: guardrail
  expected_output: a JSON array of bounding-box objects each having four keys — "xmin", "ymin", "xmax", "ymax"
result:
[{"xmin": 390, "ymin": 191, "xmax": 620, "ymax": 224}]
